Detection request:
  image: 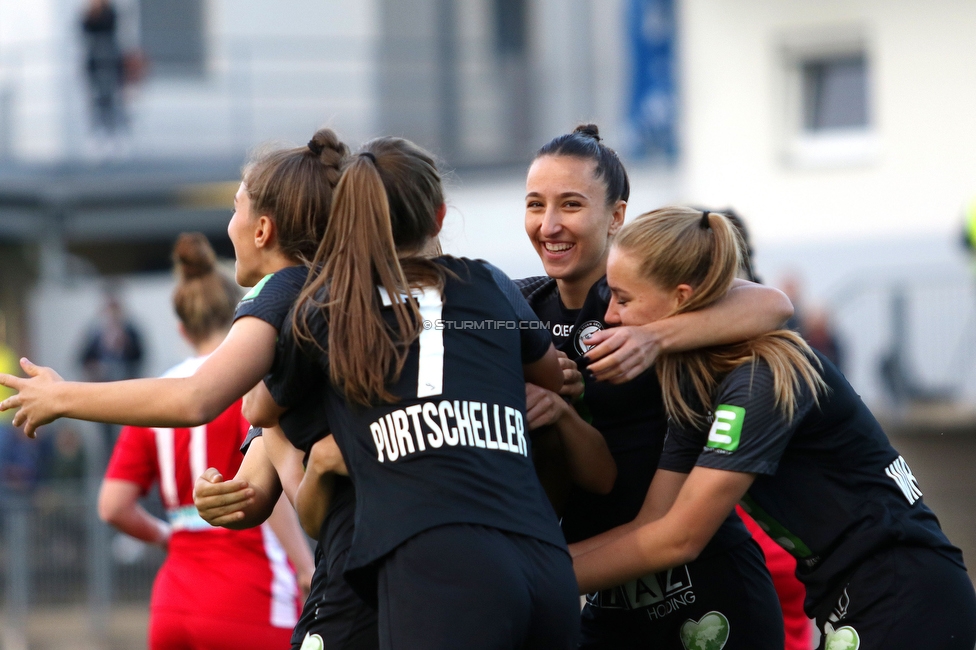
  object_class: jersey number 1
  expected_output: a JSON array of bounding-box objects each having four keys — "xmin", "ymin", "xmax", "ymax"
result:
[{"xmin": 379, "ymin": 286, "xmax": 445, "ymax": 398}]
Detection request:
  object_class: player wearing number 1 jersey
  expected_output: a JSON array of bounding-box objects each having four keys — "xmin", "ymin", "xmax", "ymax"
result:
[
  {"xmin": 248, "ymin": 137, "xmax": 582, "ymax": 650},
  {"xmin": 99, "ymin": 234, "xmax": 308, "ymax": 649}
]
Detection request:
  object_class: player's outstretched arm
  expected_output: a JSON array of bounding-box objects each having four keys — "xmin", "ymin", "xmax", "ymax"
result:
[
  {"xmin": 98, "ymin": 479, "xmax": 171, "ymax": 548},
  {"xmin": 0, "ymin": 318, "xmax": 278, "ymax": 437},
  {"xmin": 572, "ymin": 467, "xmax": 755, "ymax": 594},
  {"xmin": 295, "ymin": 435, "xmax": 347, "ymax": 538},
  {"xmin": 583, "ymin": 281, "xmax": 793, "ymax": 384},
  {"xmin": 526, "ymin": 383, "xmax": 616, "ymax": 495}
]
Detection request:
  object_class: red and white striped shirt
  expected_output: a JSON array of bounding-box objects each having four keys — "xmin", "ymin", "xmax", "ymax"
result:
[{"xmin": 105, "ymin": 356, "xmax": 301, "ymax": 628}]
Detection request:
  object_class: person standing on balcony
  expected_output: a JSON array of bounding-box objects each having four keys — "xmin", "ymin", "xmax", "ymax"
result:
[{"xmin": 81, "ymin": 0, "xmax": 127, "ymax": 140}]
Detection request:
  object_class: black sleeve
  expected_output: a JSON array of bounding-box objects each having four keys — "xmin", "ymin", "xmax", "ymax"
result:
[
  {"xmin": 658, "ymin": 420, "xmax": 707, "ymax": 474},
  {"xmin": 480, "ymin": 261, "xmax": 552, "ymax": 364},
  {"xmin": 278, "ymin": 397, "xmax": 331, "ymax": 455},
  {"xmin": 263, "ymin": 310, "xmax": 325, "ymax": 411},
  {"xmin": 233, "ymin": 266, "xmax": 308, "ymax": 332},
  {"xmin": 693, "ymin": 362, "xmax": 815, "ymax": 475},
  {"xmin": 240, "ymin": 426, "xmax": 263, "ymax": 455}
]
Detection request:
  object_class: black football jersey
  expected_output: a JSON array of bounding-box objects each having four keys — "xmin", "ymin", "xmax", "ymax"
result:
[
  {"xmin": 267, "ymin": 257, "xmax": 567, "ymax": 598},
  {"xmin": 659, "ymin": 350, "xmax": 965, "ymax": 612},
  {"xmin": 518, "ymin": 275, "xmax": 751, "ymax": 553}
]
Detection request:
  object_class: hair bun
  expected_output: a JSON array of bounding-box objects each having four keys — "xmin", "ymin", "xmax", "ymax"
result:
[
  {"xmin": 173, "ymin": 232, "xmax": 216, "ymax": 280},
  {"xmin": 573, "ymin": 123, "xmax": 602, "ymax": 142},
  {"xmin": 309, "ymin": 128, "xmax": 350, "ymax": 168}
]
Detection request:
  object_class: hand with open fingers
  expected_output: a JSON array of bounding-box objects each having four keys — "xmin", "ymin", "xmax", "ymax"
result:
[
  {"xmin": 526, "ymin": 382, "xmax": 568, "ymax": 431},
  {"xmin": 556, "ymin": 351, "xmax": 584, "ymax": 400},
  {"xmin": 308, "ymin": 435, "xmax": 348, "ymax": 477},
  {"xmin": 583, "ymin": 325, "xmax": 663, "ymax": 384},
  {"xmin": 193, "ymin": 467, "xmax": 255, "ymax": 528},
  {"xmin": 0, "ymin": 358, "xmax": 65, "ymax": 438}
]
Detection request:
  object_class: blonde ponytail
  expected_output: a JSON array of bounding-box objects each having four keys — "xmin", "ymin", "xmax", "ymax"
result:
[{"xmin": 615, "ymin": 207, "xmax": 825, "ymax": 427}]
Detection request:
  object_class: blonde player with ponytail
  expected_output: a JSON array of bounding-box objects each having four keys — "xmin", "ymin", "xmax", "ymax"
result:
[{"xmin": 572, "ymin": 207, "xmax": 976, "ymax": 650}]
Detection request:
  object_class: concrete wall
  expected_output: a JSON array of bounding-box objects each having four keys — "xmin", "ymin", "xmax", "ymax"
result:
[{"xmin": 678, "ymin": 0, "xmax": 976, "ymax": 244}]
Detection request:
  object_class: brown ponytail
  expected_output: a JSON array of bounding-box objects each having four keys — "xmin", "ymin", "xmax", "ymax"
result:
[
  {"xmin": 614, "ymin": 207, "xmax": 825, "ymax": 427},
  {"xmin": 294, "ymin": 138, "xmax": 445, "ymax": 406},
  {"xmin": 171, "ymin": 233, "xmax": 241, "ymax": 344},
  {"xmin": 243, "ymin": 128, "xmax": 349, "ymax": 263}
]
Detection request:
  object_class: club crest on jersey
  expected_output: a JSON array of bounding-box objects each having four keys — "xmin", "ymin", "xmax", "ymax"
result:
[{"xmin": 574, "ymin": 320, "xmax": 604, "ymax": 355}]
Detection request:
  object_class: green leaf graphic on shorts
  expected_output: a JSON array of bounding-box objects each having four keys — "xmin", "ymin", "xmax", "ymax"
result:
[
  {"xmin": 706, "ymin": 405, "xmax": 744, "ymax": 451},
  {"xmin": 680, "ymin": 611, "xmax": 730, "ymax": 650},
  {"xmin": 825, "ymin": 626, "xmax": 860, "ymax": 650},
  {"xmin": 299, "ymin": 633, "xmax": 325, "ymax": 650}
]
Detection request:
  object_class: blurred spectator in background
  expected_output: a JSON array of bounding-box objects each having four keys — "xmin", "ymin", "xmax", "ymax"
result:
[
  {"xmin": 776, "ymin": 272, "xmax": 845, "ymax": 374},
  {"xmin": 79, "ymin": 290, "xmax": 144, "ymax": 452},
  {"xmin": 961, "ymin": 196, "xmax": 976, "ymax": 258},
  {"xmin": 41, "ymin": 424, "xmax": 87, "ymax": 483},
  {"xmin": 81, "ymin": 0, "xmax": 127, "ymax": 139},
  {"xmin": 803, "ymin": 307, "xmax": 844, "ymax": 371},
  {"xmin": 778, "ymin": 272, "xmax": 805, "ymax": 333},
  {"xmin": 0, "ymin": 317, "xmax": 42, "ymax": 496},
  {"xmin": 80, "ymin": 291, "xmax": 144, "ymax": 383}
]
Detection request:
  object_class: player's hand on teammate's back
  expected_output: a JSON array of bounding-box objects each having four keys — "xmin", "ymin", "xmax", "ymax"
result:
[
  {"xmin": 308, "ymin": 435, "xmax": 347, "ymax": 477},
  {"xmin": 556, "ymin": 351, "xmax": 584, "ymax": 401},
  {"xmin": 193, "ymin": 468, "xmax": 256, "ymax": 527},
  {"xmin": 525, "ymin": 383, "xmax": 568, "ymax": 430},
  {"xmin": 0, "ymin": 358, "xmax": 65, "ymax": 437},
  {"xmin": 583, "ymin": 324, "xmax": 663, "ymax": 384}
]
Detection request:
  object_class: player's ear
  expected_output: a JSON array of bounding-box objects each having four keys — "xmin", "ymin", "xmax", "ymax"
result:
[
  {"xmin": 253, "ymin": 214, "xmax": 276, "ymax": 250},
  {"xmin": 433, "ymin": 203, "xmax": 447, "ymax": 234}
]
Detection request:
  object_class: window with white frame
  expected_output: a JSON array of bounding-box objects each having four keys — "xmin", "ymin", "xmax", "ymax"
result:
[
  {"xmin": 802, "ymin": 54, "xmax": 868, "ymax": 132},
  {"xmin": 782, "ymin": 31, "xmax": 875, "ymax": 168}
]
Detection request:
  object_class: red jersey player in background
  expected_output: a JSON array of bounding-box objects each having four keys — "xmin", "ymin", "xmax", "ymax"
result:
[{"xmin": 97, "ymin": 233, "xmax": 314, "ymax": 649}]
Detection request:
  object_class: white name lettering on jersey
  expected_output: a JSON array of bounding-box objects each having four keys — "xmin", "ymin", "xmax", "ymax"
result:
[
  {"xmin": 884, "ymin": 455, "xmax": 922, "ymax": 505},
  {"xmin": 369, "ymin": 401, "xmax": 527, "ymax": 462}
]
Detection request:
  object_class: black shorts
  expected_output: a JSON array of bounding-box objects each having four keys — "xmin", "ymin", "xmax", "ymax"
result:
[
  {"xmin": 292, "ymin": 486, "xmax": 378, "ymax": 650},
  {"xmin": 813, "ymin": 546, "xmax": 976, "ymax": 650},
  {"xmin": 376, "ymin": 524, "xmax": 579, "ymax": 650},
  {"xmin": 579, "ymin": 537, "xmax": 784, "ymax": 650}
]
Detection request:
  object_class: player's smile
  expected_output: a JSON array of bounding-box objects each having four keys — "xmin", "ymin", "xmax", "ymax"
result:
[{"xmin": 525, "ymin": 155, "xmax": 624, "ymax": 305}]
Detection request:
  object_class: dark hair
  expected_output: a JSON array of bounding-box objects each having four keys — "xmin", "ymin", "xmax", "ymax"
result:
[
  {"xmin": 171, "ymin": 233, "xmax": 241, "ymax": 343},
  {"xmin": 242, "ymin": 128, "xmax": 349, "ymax": 263},
  {"xmin": 295, "ymin": 137, "xmax": 446, "ymax": 406},
  {"xmin": 535, "ymin": 123, "xmax": 630, "ymax": 206},
  {"xmin": 694, "ymin": 207, "xmax": 761, "ymax": 283}
]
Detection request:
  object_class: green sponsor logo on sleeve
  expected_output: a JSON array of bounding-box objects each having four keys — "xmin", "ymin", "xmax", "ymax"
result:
[
  {"xmin": 706, "ymin": 404, "xmax": 745, "ymax": 452},
  {"xmin": 241, "ymin": 273, "xmax": 273, "ymax": 302}
]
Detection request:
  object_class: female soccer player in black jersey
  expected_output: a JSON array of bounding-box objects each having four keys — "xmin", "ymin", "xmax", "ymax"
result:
[
  {"xmin": 247, "ymin": 136, "xmax": 581, "ymax": 650},
  {"xmin": 0, "ymin": 129, "xmax": 381, "ymax": 649},
  {"xmin": 572, "ymin": 206, "xmax": 976, "ymax": 650},
  {"xmin": 518, "ymin": 125, "xmax": 796, "ymax": 649}
]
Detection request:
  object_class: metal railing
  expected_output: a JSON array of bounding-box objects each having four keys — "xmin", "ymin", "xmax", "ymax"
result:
[{"xmin": 827, "ymin": 268, "xmax": 976, "ymax": 409}]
